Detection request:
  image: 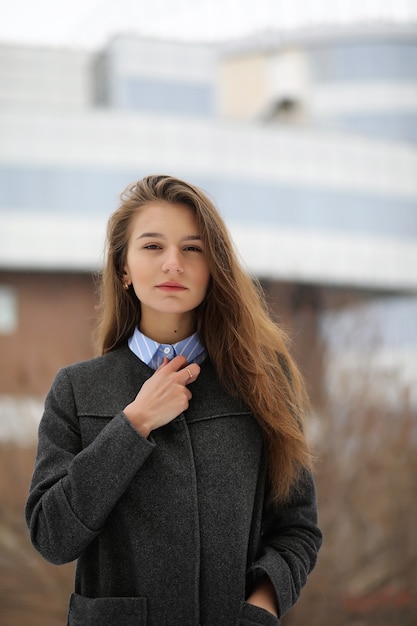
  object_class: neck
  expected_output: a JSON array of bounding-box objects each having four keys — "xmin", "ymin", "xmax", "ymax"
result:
[{"xmin": 140, "ymin": 312, "xmax": 195, "ymax": 344}]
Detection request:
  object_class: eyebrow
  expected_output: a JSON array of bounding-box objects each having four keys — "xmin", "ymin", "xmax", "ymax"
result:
[{"xmin": 136, "ymin": 232, "xmax": 202, "ymax": 241}]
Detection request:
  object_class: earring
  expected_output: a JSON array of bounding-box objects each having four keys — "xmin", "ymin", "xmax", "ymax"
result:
[{"xmin": 122, "ymin": 281, "xmax": 130, "ymax": 291}]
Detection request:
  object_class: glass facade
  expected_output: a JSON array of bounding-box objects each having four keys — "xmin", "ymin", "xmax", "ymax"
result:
[
  {"xmin": 1, "ymin": 164, "xmax": 416, "ymax": 241},
  {"xmin": 121, "ymin": 77, "xmax": 215, "ymax": 116},
  {"xmin": 309, "ymin": 41, "xmax": 417, "ymax": 82}
]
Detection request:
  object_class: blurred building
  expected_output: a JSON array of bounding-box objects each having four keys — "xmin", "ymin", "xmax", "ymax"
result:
[{"xmin": 0, "ymin": 24, "xmax": 416, "ymax": 433}]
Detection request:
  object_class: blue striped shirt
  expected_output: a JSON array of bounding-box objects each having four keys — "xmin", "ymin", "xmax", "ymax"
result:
[{"xmin": 128, "ymin": 327, "xmax": 207, "ymax": 370}]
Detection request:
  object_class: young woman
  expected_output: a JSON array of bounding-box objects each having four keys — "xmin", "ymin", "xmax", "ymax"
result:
[{"xmin": 26, "ymin": 174, "xmax": 322, "ymax": 626}]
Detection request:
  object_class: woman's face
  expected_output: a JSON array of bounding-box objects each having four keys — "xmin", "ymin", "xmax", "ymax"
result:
[{"xmin": 123, "ymin": 201, "xmax": 211, "ymax": 335}]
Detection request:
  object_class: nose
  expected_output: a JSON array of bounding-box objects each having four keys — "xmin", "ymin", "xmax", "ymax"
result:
[{"xmin": 161, "ymin": 248, "xmax": 184, "ymax": 273}]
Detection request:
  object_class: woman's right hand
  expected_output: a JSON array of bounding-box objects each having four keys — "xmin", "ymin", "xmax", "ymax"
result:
[{"xmin": 123, "ymin": 355, "xmax": 200, "ymax": 437}]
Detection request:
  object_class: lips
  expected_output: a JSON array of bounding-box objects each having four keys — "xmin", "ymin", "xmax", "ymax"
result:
[{"xmin": 156, "ymin": 282, "xmax": 187, "ymax": 291}]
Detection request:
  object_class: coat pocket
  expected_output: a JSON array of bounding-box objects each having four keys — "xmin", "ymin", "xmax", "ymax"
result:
[
  {"xmin": 68, "ymin": 593, "xmax": 147, "ymax": 626},
  {"xmin": 236, "ymin": 600, "xmax": 281, "ymax": 626}
]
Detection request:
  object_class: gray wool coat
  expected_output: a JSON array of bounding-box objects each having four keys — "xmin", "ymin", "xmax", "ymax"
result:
[{"xmin": 26, "ymin": 344, "xmax": 322, "ymax": 626}]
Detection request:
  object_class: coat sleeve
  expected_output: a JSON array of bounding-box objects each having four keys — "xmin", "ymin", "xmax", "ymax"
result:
[
  {"xmin": 247, "ymin": 470, "xmax": 322, "ymax": 618},
  {"xmin": 25, "ymin": 367, "xmax": 155, "ymax": 565}
]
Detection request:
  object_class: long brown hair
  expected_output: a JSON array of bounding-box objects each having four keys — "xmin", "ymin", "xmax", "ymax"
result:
[{"xmin": 97, "ymin": 174, "xmax": 312, "ymax": 502}]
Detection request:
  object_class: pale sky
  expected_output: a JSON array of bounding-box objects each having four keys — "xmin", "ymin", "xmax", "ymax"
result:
[{"xmin": 1, "ymin": 0, "xmax": 417, "ymax": 50}]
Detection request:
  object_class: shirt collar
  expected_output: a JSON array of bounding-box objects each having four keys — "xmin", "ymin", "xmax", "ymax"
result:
[{"xmin": 128, "ymin": 327, "xmax": 207, "ymax": 370}]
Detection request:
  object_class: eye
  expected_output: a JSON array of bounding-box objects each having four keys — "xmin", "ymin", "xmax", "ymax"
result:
[
  {"xmin": 183, "ymin": 245, "xmax": 203, "ymax": 252},
  {"xmin": 143, "ymin": 244, "xmax": 162, "ymax": 250}
]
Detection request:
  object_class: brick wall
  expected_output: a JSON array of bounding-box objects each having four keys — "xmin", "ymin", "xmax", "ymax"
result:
[{"xmin": 0, "ymin": 271, "xmax": 97, "ymax": 396}]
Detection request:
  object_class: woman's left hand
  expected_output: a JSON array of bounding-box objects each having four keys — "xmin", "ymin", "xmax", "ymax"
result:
[{"xmin": 246, "ymin": 576, "xmax": 278, "ymax": 617}]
